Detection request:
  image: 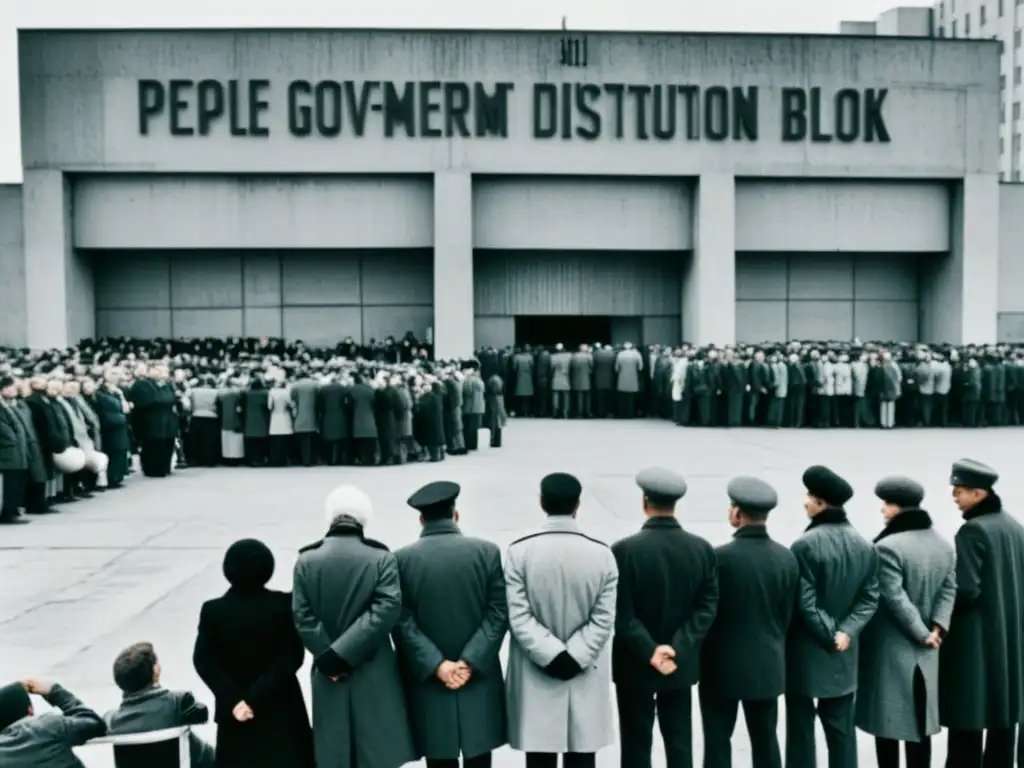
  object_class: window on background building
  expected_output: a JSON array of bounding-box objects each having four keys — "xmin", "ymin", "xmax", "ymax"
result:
[
  {"xmin": 1015, "ymin": 170, "xmax": 1022, "ymax": 181},
  {"xmin": 1001, "ymin": 73, "xmax": 1007, "ymax": 91},
  {"xmin": 1016, "ymin": 28, "xmax": 1022, "ymax": 47},
  {"xmin": 981, "ymin": 6, "xmax": 987, "ymax": 25},
  {"xmin": 940, "ymin": 0, "xmax": 945, "ymax": 17},
  {"xmin": 1014, "ymin": 132, "xmax": 1022, "ymax": 154},
  {"xmin": 938, "ymin": 26, "xmax": 945, "ymax": 36},
  {"xmin": 953, "ymin": 19, "xmax": 958, "ymax": 35},
  {"xmin": 1003, "ymin": 102, "xmax": 1007, "ymax": 122},
  {"xmin": 952, "ymin": 0, "xmax": 955, "ymax": 11},
  {"xmin": 1001, "ymin": 137, "xmax": 1005, "ymax": 154},
  {"xmin": 1016, "ymin": 65, "xmax": 1023, "ymax": 84},
  {"xmin": 1015, "ymin": 101, "xmax": 1021, "ymax": 119},
  {"xmin": 998, "ymin": 38, "xmax": 1005, "ymax": 53},
  {"xmin": 966, "ymin": 13, "xmax": 971, "ymax": 33},
  {"xmin": 1001, "ymin": 0, "xmax": 1005, "ymax": 16}
]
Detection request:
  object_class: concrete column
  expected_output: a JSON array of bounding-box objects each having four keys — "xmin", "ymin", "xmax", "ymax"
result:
[
  {"xmin": 921, "ymin": 175, "xmax": 999, "ymax": 344},
  {"xmin": 683, "ymin": 173, "xmax": 736, "ymax": 345},
  {"xmin": 433, "ymin": 171, "xmax": 474, "ymax": 360}
]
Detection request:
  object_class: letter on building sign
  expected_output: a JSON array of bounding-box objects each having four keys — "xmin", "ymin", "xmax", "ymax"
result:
[{"xmin": 781, "ymin": 86, "xmax": 889, "ymax": 143}]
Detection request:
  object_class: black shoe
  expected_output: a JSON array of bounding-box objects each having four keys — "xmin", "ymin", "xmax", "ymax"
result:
[
  {"xmin": 0, "ymin": 515, "xmax": 29, "ymax": 525},
  {"xmin": 75, "ymin": 492, "xmax": 94, "ymax": 500}
]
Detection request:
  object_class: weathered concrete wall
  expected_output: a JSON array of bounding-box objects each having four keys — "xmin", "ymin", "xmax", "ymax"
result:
[
  {"xmin": 0, "ymin": 185, "xmax": 26, "ymax": 346},
  {"xmin": 18, "ymin": 30, "xmax": 998, "ymax": 178},
  {"xmin": 998, "ymin": 183, "xmax": 1024, "ymax": 341}
]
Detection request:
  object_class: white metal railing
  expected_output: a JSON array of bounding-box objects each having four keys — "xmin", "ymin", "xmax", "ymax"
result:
[{"xmin": 84, "ymin": 725, "xmax": 191, "ymax": 768}]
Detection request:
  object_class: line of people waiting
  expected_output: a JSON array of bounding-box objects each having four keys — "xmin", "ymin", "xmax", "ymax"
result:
[{"xmin": 1, "ymin": 458, "xmax": 1022, "ymax": 768}]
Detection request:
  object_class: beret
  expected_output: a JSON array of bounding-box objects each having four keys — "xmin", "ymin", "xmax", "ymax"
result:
[
  {"xmin": 540, "ymin": 472, "xmax": 582, "ymax": 502},
  {"xmin": 407, "ymin": 481, "xmax": 460, "ymax": 515},
  {"xmin": 223, "ymin": 538, "xmax": 275, "ymax": 590},
  {"xmin": 874, "ymin": 476, "xmax": 925, "ymax": 508},
  {"xmin": 950, "ymin": 458, "xmax": 998, "ymax": 490},
  {"xmin": 727, "ymin": 475, "xmax": 778, "ymax": 515},
  {"xmin": 635, "ymin": 467, "xmax": 687, "ymax": 503},
  {"xmin": 802, "ymin": 465, "xmax": 854, "ymax": 508}
]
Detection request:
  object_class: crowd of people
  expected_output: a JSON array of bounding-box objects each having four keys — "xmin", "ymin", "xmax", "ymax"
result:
[{"xmin": 1, "ymin": 459, "xmax": 1022, "ymax": 768}]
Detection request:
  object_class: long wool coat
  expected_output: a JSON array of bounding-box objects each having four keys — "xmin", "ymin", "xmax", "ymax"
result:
[
  {"xmin": 614, "ymin": 349, "xmax": 643, "ymax": 393},
  {"xmin": 504, "ymin": 516, "xmax": 618, "ymax": 754},
  {"xmin": 786, "ymin": 508, "xmax": 880, "ymax": 700},
  {"xmin": 393, "ymin": 520, "xmax": 508, "ymax": 760},
  {"xmin": 855, "ymin": 509, "xmax": 956, "ymax": 742},
  {"xmin": 939, "ymin": 493, "xmax": 1024, "ymax": 731},
  {"xmin": 292, "ymin": 529, "xmax": 417, "ymax": 768}
]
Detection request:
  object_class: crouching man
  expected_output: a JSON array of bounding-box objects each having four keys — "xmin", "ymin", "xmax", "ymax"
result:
[
  {"xmin": 0, "ymin": 678, "xmax": 106, "ymax": 766},
  {"xmin": 105, "ymin": 641, "xmax": 216, "ymax": 768}
]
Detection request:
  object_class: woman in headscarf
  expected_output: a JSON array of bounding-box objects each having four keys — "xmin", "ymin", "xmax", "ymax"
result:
[{"xmin": 192, "ymin": 539, "xmax": 314, "ymax": 768}]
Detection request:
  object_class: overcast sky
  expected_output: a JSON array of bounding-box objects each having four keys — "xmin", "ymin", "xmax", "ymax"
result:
[{"xmin": 0, "ymin": 0, "xmax": 926, "ymax": 183}]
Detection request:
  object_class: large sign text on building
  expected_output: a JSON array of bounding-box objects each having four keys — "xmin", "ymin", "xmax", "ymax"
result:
[{"xmin": 137, "ymin": 79, "xmax": 891, "ymax": 143}]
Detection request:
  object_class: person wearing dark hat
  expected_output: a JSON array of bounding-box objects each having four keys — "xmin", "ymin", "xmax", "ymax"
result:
[
  {"xmin": 785, "ymin": 465, "xmax": 879, "ymax": 768},
  {"xmin": 0, "ymin": 678, "xmax": 106, "ymax": 766},
  {"xmin": 505, "ymin": 472, "xmax": 618, "ymax": 768},
  {"xmin": 939, "ymin": 459, "xmax": 1024, "ymax": 768},
  {"xmin": 393, "ymin": 481, "xmax": 508, "ymax": 767},
  {"xmin": 855, "ymin": 476, "xmax": 956, "ymax": 768},
  {"xmin": 192, "ymin": 539, "xmax": 314, "ymax": 768},
  {"xmin": 0, "ymin": 375, "xmax": 30, "ymax": 524},
  {"xmin": 699, "ymin": 475, "xmax": 798, "ymax": 768},
  {"xmin": 610, "ymin": 467, "xmax": 717, "ymax": 768}
]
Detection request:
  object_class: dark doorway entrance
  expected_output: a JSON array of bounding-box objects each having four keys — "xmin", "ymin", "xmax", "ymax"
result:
[{"xmin": 514, "ymin": 315, "xmax": 612, "ymax": 348}]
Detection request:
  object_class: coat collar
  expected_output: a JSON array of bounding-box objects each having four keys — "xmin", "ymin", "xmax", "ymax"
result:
[
  {"xmin": 873, "ymin": 507, "xmax": 932, "ymax": 543},
  {"xmin": 963, "ymin": 492, "xmax": 1003, "ymax": 521},
  {"xmin": 733, "ymin": 524, "xmax": 769, "ymax": 539},
  {"xmin": 121, "ymin": 684, "xmax": 166, "ymax": 703},
  {"xmin": 641, "ymin": 516, "xmax": 681, "ymax": 531},
  {"xmin": 805, "ymin": 506, "xmax": 848, "ymax": 532},
  {"xmin": 542, "ymin": 515, "xmax": 581, "ymax": 533},
  {"xmin": 420, "ymin": 519, "xmax": 461, "ymax": 537}
]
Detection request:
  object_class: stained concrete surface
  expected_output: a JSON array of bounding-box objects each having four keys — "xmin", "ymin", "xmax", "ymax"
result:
[{"xmin": 0, "ymin": 419, "xmax": 1018, "ymax": 767}]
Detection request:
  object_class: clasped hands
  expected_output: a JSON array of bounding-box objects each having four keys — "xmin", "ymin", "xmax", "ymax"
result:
[
  {"xmin": 232, "ymin": 701, "xmax": 254, "ymax": 722},
  {"xmin": 923, "ymin": 625, "xmax": 944, "ymax": 649},
  {"xmin": 436, "ymin": 660, "xmax": 472, "ymax": 690},
  {"xmin": 650, "ymin": 645, "xmax": 677, "ymax": 676}
]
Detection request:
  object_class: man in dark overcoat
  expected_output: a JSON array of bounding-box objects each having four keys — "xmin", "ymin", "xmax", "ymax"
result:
[
  {"xmin": 393, "ymin": 481, "xmax": 508, "ymax": 767},
  {"xmin": 317, "ymin": 374, "xmax": 351, "ymax": 465},
  {"xmin": 292, "ymin": 484, "xmax": 417, "ymax": 768},
  {"xmin": 569, "ymin": 345, "xmax": 593, "ymax": 419},
  {"xmin": 785, "ymin": 465, "xmax": 879, "ymax": 768},
  {"xmin": 939, "ymin": 459, "xmax": 1024, "ymax": 768},
  {"xmin": 10, "ymin": 381, "xmax": 47, "ymax": 516},
  {"xmin": 461, "ymin": 370, "xmax": 486, "ymax": 451},
  {"xmin": 699, "ymin": 476, "xmax": 798, "ymax": 768},
  {"xmin": 289, "ymin": 373, "xmax": 319, "ymax": 466},
  {"xmin": 0, "ymin": 376, "xmax": 30, "ymax": 524},
  {"xmin": 348, "ymin": 374, "xmax": 378, "ymax": 466},
  {"xmin": 591, "ymin": 345, "xmax": 616, "ymax": 418},
  {"xmin": 130, "ymin": 364, "xmax": 179, "ymax": 477},
  {"xmin": 611, "ymin": 467, "xmax": 718, "ymax": 768},
  {"xmin": 483, "ymin": 374, "xmax": 506, "ymax": 449}
]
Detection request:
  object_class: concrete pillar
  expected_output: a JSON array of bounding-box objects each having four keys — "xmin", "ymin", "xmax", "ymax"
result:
[
  {"xmin": 22, "ymin": 170, "xmax": 94, "ymax": 349},
  {"xmin": 684, "ymin": 173, "xmax": 736, "ymax": 345},
  {"xmin": 921, "ymin": 175, "xmax": 999, "ymax": 344},
  {"xmin": 433, "ymin": 171, "xmax": 474, "ymax": 360}
]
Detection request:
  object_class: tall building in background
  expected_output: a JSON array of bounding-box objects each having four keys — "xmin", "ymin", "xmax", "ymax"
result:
[{"xmin": 842, "ymin": 4, "xmax": 1016, "ymax": 181}]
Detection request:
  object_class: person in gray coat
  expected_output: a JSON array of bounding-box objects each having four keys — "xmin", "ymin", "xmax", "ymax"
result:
[
  {"xmin": 569, "ymin": 345, "xmax": 594, "ymax": 418},
  {"xmin": 289, "ymin": 375, "xmax": 319, "ymax": 466},
  {"xmin": 549, "ymin": 345, "xmax": 572, "ymax": 419},
  {"xmin": 292, "ymin": 484, "xmax": 417, "ymax": 768},
  {"xmin": 0, "ymin": 679, "xmax": 106, "ymax": 767},
  {"xmin": 785, "ymin": 465, "xmax": 880, "ymax": 768},
  {"xmin": 855, "ymin": 476, "xmax": 956, "ymax": 768},
  {"xmin": 504, "ymin": 473, "xmax": 618, "ymax": 768},
  {"xmin": 614, "ymin": 343, "xmax": 643, "ymax": 418},
  {"xmin": 393, "ymin": 481, "xmax": 508, "ymax": 767},
  {"xmin": 461, "ymin": 370, "xmax": 486, "ymax": 452}
]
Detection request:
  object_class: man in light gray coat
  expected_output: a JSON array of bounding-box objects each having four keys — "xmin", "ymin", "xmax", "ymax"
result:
[
  {"xmin": 549, "ymin": 345, "xmax": 572, "ymax": 419},
  {"xmin": 505, "ymin": 473, "xmax": 618, "ymax": 768},
  {"xmin": 855, "ymin": 476, "xmax": 956, "ymax": 768},
  {"xmin": 292, "ymin": 485, "xmax": 417, "ymax": 768},
  {"xmin": 290, "ymin": 375, "xmax": 319, "ymax": 466},
  {"xmin": 614, "ymin": 343, "xmax": 643, "ymax": 419}
]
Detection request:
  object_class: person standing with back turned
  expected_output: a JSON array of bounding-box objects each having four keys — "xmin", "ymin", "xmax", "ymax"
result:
[
  {"xmin": 504, "ymin": 472, "xmax": 618, "ymax": 768},
  {"xmin": 700, "ymin": 476, "xmax": 798, "ymax": 768},
  {"xmin": 939, "ymin": 459, "xmax": 1024, "ymax": 768},
  {"xmin": 785, "ymin": 465, "xmax": 879, "ymax": 768},
  {"xmin": 611, "ymin": 467, "xmax": 718, "ymax": 768}
]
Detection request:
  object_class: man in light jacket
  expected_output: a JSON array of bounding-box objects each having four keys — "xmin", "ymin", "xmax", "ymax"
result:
[
  {"xmin": 292, "ymin": 485, "xmax": 417, "ymax": 768},
  {"xmin": 505, "ymin": 473, "xmax": 618, "ymax": 768}
]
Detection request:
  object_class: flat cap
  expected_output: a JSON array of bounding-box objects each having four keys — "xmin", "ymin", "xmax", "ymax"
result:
[
  {"xmin": 727, "ymin": 476, "xmax": 778, "ymax": 516},
  {"xmin": 874, "ymin": 476, "xmax": 925, "ymax": 508},
  {"xmin": 802, "ymin": 465, "xmax": 854, "ymax": 508},
  {"xmin": 407, "ymin": 481, "xmax": 461, "ymax": 516},
  {"xmin": 540, "ymin": 472, "xmax": 582, "ymax": 502},
  {"xmin": 635, "ymin": 467, "xmax": 687, "ymax": 504},
  {"xmin": 950, "ymin": 458, "xmax": 999, "ymax": 490}
]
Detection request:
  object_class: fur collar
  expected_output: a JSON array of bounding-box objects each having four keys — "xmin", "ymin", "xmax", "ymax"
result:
[
  {"xmin": 322, "ymin": 517, "xmax": 390, "ymax": 551},
  {"xmin": 963, "ymin": 492, "xmax": 1002, "ymax": 522},
  {"xmin": 874, "ymin": 507, "xmax": 932, "ymax": 543},
  {"xmin": 805, "ymin": 506, "xmax": 848, "ymax": 532}
]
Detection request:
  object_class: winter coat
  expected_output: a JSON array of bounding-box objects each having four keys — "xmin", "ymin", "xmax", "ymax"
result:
[
  {"xmin": 512, "ymin": 354, "xmax": 534, "ymax": 397},
  {"xmin": 241, "ymin": 388, "xmax": 271, "ymax": 439},
  {"xmin": 504, "ymin": 517, "xmax": 618, "ymax": 754},
  {"xmin": 348, "ymin": 384, "xmax": 378, "ymax": 440},
  {"xmin": 569, "ymin": 352, "xmax": 593, "ymax": 391},
  {"xmin": 292, "ymin": 526, "xmax": 417, "ymax": 768},
  {"xmin": 0, "ymin": 685, "xmax": 105, "ymax": 768},
  {"xmin": 289, "ymin": 379, "xmax": 319, "ymax": 433},
  {"xmin": 317, "ymin": 383, "xmax": 350, "ymax": 442},
  {"xmin": 833, "ymin": 361, "xmax": 852, "ymax": 396},
  {"xmin": 614, "ymin": 349, "xmax": 643, "ymax": 393},
  {"xmin": 855, "ymin": 509, "xmax": 956, "ymax": 742},
  {"xmin": 550, "ymin": 352, "xmax": 572, "ymax": 392},
  {"xmin": 268, "ymin": 387, "xmax": 294, "ymax": 436}
]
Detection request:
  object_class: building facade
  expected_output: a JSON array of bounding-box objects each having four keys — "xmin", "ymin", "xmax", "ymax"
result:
[{"xmin": 0, "ymin": 28, "xmax": 1010, "ymax": 358}]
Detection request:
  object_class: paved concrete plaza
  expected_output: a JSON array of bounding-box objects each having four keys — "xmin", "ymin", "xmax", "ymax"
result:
[{"xmin": 0, "ymin": 419, "xmax": 1018, "ymax": 767}]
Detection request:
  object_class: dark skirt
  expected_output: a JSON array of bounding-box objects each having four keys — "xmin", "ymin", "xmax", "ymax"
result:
[
  {"xmin": 189, "ymin": 417, "xmax": 221, "ymax": 467},
  {"xmin": 106, "ymin": 449, "xmax": 129, "ymax": 488}
]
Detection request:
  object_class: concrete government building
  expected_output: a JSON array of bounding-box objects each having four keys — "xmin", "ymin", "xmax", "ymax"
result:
[{"xmin": 0, "ymin": 26, "xmax": 1021, "ymax": 360}]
